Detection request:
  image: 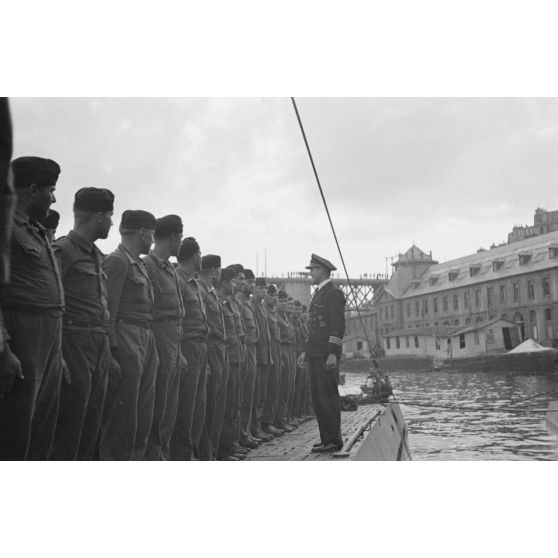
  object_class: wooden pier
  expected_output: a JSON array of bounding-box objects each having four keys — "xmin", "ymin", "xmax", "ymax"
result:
[{"xmin": 247, "ymin": 401, "xmax": 411, "ymax": 461}]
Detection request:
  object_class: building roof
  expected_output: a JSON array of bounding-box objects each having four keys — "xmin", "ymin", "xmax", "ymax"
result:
[
  {"xmin": 451, "ymin": 317, "xmax": 518, "ymax": 336},
  {"xmin": 385, "ymin": 326, "xmax": 458, "ymax": 338},
  {"xmin": 395, "ymin": 230, "xmax": 558, "ymax": 299},
  {"xmin": 393, "ymin": 244, "xmax": 437, "ymax": 267}
]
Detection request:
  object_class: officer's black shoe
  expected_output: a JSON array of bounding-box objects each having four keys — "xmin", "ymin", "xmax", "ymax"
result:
[
  {"xmin": 218, "ymin": 455, "xmax": 239, "ymax": 461},
  {"xmin": 282, "ymin": 424, "xmax": 294, "ymax": 433},
  {"xmin": 233, "ymin": 443, "xmax": 249, "ymax": 454},
  {"xmin": 312, "ymin": 441, "xmax": 325, "ymax": 448},
  {"xmin": 311, "ymin": 442, "xmax": 343, "ymax": 453}
]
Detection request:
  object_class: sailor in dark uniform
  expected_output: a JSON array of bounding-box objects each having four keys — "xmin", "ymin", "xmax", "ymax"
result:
[{"xmin": 298, "ymin": 254, "xmax": 346, "ymax": 453}]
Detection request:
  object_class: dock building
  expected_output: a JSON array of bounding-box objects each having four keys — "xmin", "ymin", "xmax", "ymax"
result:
[{"xmin": 374, "ymin": 230, "xmax": 558, "ymax": 355}]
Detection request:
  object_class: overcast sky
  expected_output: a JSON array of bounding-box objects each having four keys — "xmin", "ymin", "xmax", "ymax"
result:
[{"xmin": 10, "ymin": 97, "xmax": 558, "ymax": 277}]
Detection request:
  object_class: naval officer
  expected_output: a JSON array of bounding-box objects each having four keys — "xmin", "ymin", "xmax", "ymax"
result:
[{"xmin": 298, "ymin": 254, "xmax": 346, "ymax": 453}]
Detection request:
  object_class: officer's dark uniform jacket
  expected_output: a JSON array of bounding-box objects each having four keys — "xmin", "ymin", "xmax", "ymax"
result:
[
  {"xmin": 103, "ymin": 244, "xmax": 154, "ymax": 348},
  {"xmin": 55, "ymin": 230, "xmax": 109, "ymax": 328},
  {"xmin": 1, "ymin": 211, "xmax": 64, "ymax": 314},
  {"xmin": 228, "ymin": 295, "xmax": 246, "ymax": 362},
  {"xmin": 305, "ymin": 280, "xmax": 345, "ymax": 358}
]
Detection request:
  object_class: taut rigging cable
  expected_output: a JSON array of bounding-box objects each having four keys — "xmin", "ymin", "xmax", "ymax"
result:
[{"xmin": 290, "ymin": 97, "xmax": 376, "ymax": 358}]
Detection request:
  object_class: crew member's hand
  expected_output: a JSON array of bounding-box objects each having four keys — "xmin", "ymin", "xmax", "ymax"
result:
[
  {"xmin": 62, "ymin": 358, "xmax": 72, "ymax": 385},
  {"xmin": 0, "ymin": 346, "xmax": 24, "ymax": 398},
  {"xmin": 297, "ymin": 352, "xmax": 306, "ymax": 368},
  {"xmin": 108, "ymin": 347, "xmax": 122, "ymax": 389},
  {"xmin": 180, "ymin": 354, "xmax": 189, "ymax": 375},
  {"xmin": 325, "ymin": 353, "xmax": 337, "ymax": 370}
]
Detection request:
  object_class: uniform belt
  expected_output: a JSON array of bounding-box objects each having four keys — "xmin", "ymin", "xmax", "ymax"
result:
[
  {"xmin": 1, "ymin": 303, "xmax": 64, "ymax": 317},
  {"xmin": 117, "ymin": 318, "xmax": 152, "ymax": 329},
  {"xmin": 153, "ymin": 318, "xmax": 183, "ymax": 325},
  {"xmin": 64, "ymin": 323, "xmax": 109, "ymax": 335}
]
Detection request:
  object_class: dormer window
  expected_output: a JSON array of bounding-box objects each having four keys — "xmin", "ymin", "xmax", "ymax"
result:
[
  {"xmin": 518, "ymin": 252, "xmax": 531, "ymax": 265},
  {"xmin": 448, "ymin": 270, "xmax": 459, "ymax": 281},
  {"xmin": 469, "ymin": 266, "xmax": 480, "ymax": 277},
  {"xmin": 429, "ymin": 276, "xmax": 439, "ymax": 286},
  {"xmin": 549, "ymin": 243, "xmax": 558, "ymax": 259},
  {"xmin": 411, "ymin": 280, "xmax": 420, "ymax": 289},
  {"xmin": 492, "ymin": 260, "xmax": 504, "ymax": 272}
]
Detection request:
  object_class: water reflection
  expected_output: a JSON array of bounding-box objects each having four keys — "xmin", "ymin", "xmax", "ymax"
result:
[{"xmin": 341, "ymin": 370, "xmax": 558, "ymax": 460}]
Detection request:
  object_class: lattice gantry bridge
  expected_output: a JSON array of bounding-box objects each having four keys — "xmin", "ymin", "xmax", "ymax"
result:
[{"xmin": 266, "ymin": 272, "xmax": 389, "ymax": 311}]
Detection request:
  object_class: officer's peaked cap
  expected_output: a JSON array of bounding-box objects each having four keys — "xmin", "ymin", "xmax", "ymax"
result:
[{"xmin": 305, "ymin": 253, "xmax": 337, "ymax": 272}]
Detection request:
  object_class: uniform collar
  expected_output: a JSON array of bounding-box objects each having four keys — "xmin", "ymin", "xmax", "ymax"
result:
[
  {"xmin": 68, "ymin": 230, "xmax": 95, "ymax": 253},
  {"xmin": 316, "ymin": 278, "xmax": 332, "ymax": 291},
  {"xmin": 147, "ymin": 251, "xmax": 173, "ymax": 270}
]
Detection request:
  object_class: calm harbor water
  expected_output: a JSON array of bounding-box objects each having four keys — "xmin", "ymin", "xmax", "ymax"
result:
[{"xmin": 341, "ymin": 369, "xmax": 558, "ymax": 460}]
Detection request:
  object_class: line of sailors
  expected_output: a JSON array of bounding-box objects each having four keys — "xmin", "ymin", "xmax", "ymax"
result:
[{"xmin": 0, "ymin": 155, "xmax": 313, "ymax": 460}]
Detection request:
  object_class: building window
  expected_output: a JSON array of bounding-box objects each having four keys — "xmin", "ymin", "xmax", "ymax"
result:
[
  {"xmin": 459, "ymin": 334, "xmax": 466, "ymax": 349},
  {"xmin": 453, "ymin": 294, "xmax": 459, "ymax": 311},
  {"xmin": 487, "ymin": 286, "xmax": 493, "ymax": 305},
  {"xmin": 473, "ymin": 330, "xmax": 480, "ymax": 345},
  {"xmin": 390, "ymin": 305, "xmax": 394, "ymax": 320},
  {"xmin": 442, "ymin": 296, "xmax": 448, "ymax": 313},
  {"xmin": 530, "ymin": 310, "xmax": 538, "ymax": 337},
  {"xmin": 545, "ymin": 308, "xmax": 552, "ymax": 321},
  {"xmin": 386, "ymin": 337, "xmax": 391, "ymax": 349},
  {"xmin": 528, "ymin": 280, "xmax": 535, "ymax": 300},
  {"xmin": 435, "ymin": 338, "xmax": 440, "ymax": 350},
  {"xmin": 423, "ymin": 299, "xmax": 428, "ymax": 314},
  {"xmin": 396, "ymin": 336, "xmax": 400, "ymax": 349},
  {"xmin": 415, "ymin": 301, "xmax": 420, "ymax": 317},
  {"xmin": 405, "ymin": 336, "xmax": 410, "ymax": 348},
  {"xmin": 464, "ymin": 292, "xmax": 469, "ymax": 310},
  {"xmin": 465, "ymin": 318, "xmax": 471, "ymax": 325},
  {"xmin": 356, "ymin": 341, "xmax": 363, "ymax": 351},
  {"xmin": 475, "ymin": 289, "xmax": 481, "ymax": 308},
  {"xmin": 543, "ymin": 277, "xmax": 550, "ymax": 297},
  {"xmin": 454, "ymin": 319, "xmax": 460, "ymax": 326},
  {"xmin": 443, "ymin": 321, "xmax": 450, "ymax": 326},
  {"xmin": 433, "ymin": 297, "xmax": 438, "ymax": 313},
  {"xmin": 500, "ymin": 285, "xmax": 506, "ymax": 304},
  {"xmin": 380, "ymin": 307, "xmax": 383, "ymax": 320},
  {"xmin": 513, "ymin": 283, "xmax": 520, "ymax": 303},
  {"xmin": 545, "ymin": 309, "xmax": 553, "ymax": 339},
  {"xmin": 414, "ymin": 336, "xmax": 419, "ymax": 348},
  {"xmin": 406, "ymin": 303, "xmax": 411, "ymax": 317},
  {"xmin": 486, "ymin": 329, "xmax": 494, "ymax": 343}
]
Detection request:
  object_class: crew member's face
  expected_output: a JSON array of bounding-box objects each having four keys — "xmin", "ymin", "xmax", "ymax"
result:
[
  {"xmin": 245, "ymin": 279, "xmax": 255, "ymax": 295},
  {"xmin": 254, "ymin": 285, "xmax": 266, "ymax": 300},
  {"xmin": 97, "ymin": 211, "xmax": 113, "ymax": 240},
  {"xmin": 212, "ymin": 267, "xmax": 222, "ymax": 287},
  {"xmin": 194, "ymin": 250, "xmax": 202, "ymax": 272},
  {"xmin": 287, "ymin": 301, "xmax": 295, "ymax": 314},
  {"xmin": 140, "ymin": 228, "xmax": 155, "ymax": 255},
  {"xmin": 265, "ymin": 293, "xmax": 277, "ymax": 308},
  {"xmin": 30, "ymin": 184, "xmax": 56, "ymax": 220},
  {"xmin": 169, "ymin": 232, "xmax": 182, "ymax": 257},
  {"xmin": 235, "ymin": 272, "xmax": 246, "ymax": 293},
  {"xmin": 277, "ymin": 298, "xmax": 288, "ymax": 312}
]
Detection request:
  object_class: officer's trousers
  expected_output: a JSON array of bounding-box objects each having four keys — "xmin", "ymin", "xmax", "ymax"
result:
[
  {"xmin": 170, "ymin": 339, "xmax": 207, "ymax": 460},
  {"xmin": 100, "ymin": 322, "xmax": 158, "ymax": 460},
  {"xmin": 309, "ymin": 356, "xmax": 342, "ymax": 446},
  {"xmin": 275, "ymin": 344, "xmax": 294, "ymax": 427},
  {"xmin": 261, "ymin": 344, "xmax": 279, "ymax": 427},
  {"xmin": 145, "ymin": 320, "xmax": 182, "ymax": 460},
  {"xmin": 51, "ymin": 328, "xmax": 110, "ymax": 460},
  {"xmin": 239, "ymin": 344, "xmax": 257, "ymax": 440},
  {"xmin": 217, "ymin": 360, "xmax": 239, "ymax": 459},
  {"xmin": 198, "ymin": 343, "xmax": 227, "ymax": 460},
  {"xmin": 0, "ymin": 311, "xmax": 62, "ymax": 460}
]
